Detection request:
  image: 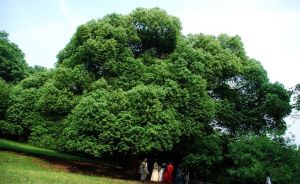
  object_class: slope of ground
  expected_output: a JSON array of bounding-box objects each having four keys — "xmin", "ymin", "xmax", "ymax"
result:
[{"xmin": 0, "ymin": 139, "xmax": 141, "ymax": 184}]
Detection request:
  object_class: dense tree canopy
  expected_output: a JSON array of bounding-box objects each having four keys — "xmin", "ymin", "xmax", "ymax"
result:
[
  {"xmin": 293, "ymin": 84, "xmax": 300, "ymax": 111},
  {"xmin": 0, "ymin": 8, "xmax": 297, "ymax": 183},
  {"xmin": 228, "ymin": 135, "xmax": 300, "ymax": 184},
  {"xmin": 0, "ymin": 31, "xmax": 29, "ymax": 82},
  {"xmin": 0, "ymin": 79, "xmax": 10, "ymax": 119},
  {"xmin": 129, "ymin": 7, "xmax": 181, "ymax": 56}
]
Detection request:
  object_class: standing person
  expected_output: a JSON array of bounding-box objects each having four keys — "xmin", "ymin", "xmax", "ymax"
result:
[
  {"xmin": 266, "ymin": 172, "xmax": 272, "ymax": 184},
  {"xmin": 184, "ymin": 167, "xmax": 190, "ymax": 184},
  {"xmin": 175, "ymin": 166, "xmax": 184, "ymax": 184},
  {"xmin": 159, "ymin": 162, "xmax": 166, "ymax": 182},
  {"xmin": 140, "ymin": 158, "xmax": 149, "ymax": 181},
  {"xmin": 164, "ymin": 161, "xmax": 174, "ymax": 183},
  {"xmin": 266, "ymin": 177, "xmax": 272, "ymax": 184},
  {"xmin": 266, "ymin": 176, "xmax": 272, "ymax": 184},
  {"xmin": 151, "ymin": 159, "xmax": 159, "ymax": 182}
]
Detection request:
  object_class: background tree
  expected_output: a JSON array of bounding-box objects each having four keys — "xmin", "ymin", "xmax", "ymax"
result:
[
  {"xmin": 0, "ymin": 30, "xmax": 29, "ymax": 83},
  {"xmin": 29, "ymin": 65, "xmax": 47, "ymax": 74},
  {"xmin": 227, "ymin": 134, "xmax": 300, "ymax": 184},
  {"xmin": 293, "ymin": 84, "xmax": 300, "ymax": 111}
]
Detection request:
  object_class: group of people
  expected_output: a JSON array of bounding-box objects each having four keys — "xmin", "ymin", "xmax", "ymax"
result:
[{"xmin": 139, "ymin": 158, "xmax": 189, "ymax": 184}]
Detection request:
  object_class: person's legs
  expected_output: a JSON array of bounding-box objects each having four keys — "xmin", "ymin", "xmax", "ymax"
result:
[{"xmin": 141, "ymin": 172, "xmax": 147, "ymax": 180}]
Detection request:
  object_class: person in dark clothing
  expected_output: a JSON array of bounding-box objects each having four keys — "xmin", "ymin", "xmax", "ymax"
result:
[{"xmin": 175, "ymin": 166, "xmax": 184, "ymax": 184}]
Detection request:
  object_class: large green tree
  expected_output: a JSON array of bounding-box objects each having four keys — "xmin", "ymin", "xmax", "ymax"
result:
[
  {"xmin": 1, "ymin": 8, "xmax": 292, "ymax": 170},
  {"xmin": 55, "ymin": 8, "xmax": 216, "ymax": 156}
]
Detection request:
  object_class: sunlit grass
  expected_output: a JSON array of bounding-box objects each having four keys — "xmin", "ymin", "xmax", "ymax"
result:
[
  {"xmin": 0, "ymin": 151, "xmax": 139, "ymax": 184},
  {"xmin": 0, "ymin": 138, "xmax": 86, "ymax": 161},
  {"xmin": 0, "ymin": 139, "xmax": 140, "ymax": 184}
]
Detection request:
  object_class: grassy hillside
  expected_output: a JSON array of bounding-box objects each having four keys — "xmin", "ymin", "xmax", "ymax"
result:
[
  {"xmin": 0, "ymin": 139, "xmax": 139, "ymax": 184},
  {"xmin": 0, "ymin": 139, "xmax": 86, "ymax": 161}
]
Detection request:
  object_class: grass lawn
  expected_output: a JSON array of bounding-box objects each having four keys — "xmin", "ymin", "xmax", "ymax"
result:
[
  {"xmin": 0, "ymin": 139, "xmax": 140, "ymax": 184},
  {"xmin": 0, "ymin": 138, "xmax": 87, "ymax": 161}
]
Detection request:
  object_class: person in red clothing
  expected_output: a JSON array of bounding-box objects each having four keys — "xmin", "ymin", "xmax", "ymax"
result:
[{"xmin": 164, "ymin": 161, "xmax": 174, "ymax": 183}]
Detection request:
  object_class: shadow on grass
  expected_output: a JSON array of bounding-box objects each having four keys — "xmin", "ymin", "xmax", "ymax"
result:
[{"xmin": 0, "ymin": 139, "xmax": 133, "ymax": 180}]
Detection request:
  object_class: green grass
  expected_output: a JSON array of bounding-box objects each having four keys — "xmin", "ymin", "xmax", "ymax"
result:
[
  {"xmin": 0, "ymin": 139, "xmax": 140, "ymax": 184},
  {"xmin": 0, "ymin": 138, "xmax": 86, "ymax": 161},
  {"xmin": 0, "ymin": 151, "xmax": 139, "ymax": 184}
]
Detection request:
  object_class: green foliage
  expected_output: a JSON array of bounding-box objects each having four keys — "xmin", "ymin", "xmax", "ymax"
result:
[
  {"xmin": 0, "ymin": 79, "xmax": 10, "ymax": 119},
  {"xmin": 57, "ymin": 8, "xmax": 181, "ymax": 77},
  {"xmin": 0, "ymin": 120, "xmax": 23, "ymax": 138},
  {"xmin": 186, "ymin": 33, "xmax": 243, "ymax": 84},
  {"xmin": 293, "ymin": 83, "xmax": 300, "ymax": 110},
  {"xmin": 28, "ymin": 65, "xmax": 48, "ymax": 74},
  {"xmin": 19, "ymin": 71, "xmax": 50, "ymax": 89},
  {"xmin": 36, "ymin": 82, "xmax": 74, "ymax": 117},
  {"xmin": 5, "ymin": 86, "xmax": 40, "ymax": 140},
  {"xmin": 2, "ymin": 65, "xmax": 94, "ymax": 140},
  {"xmin": 227, "ymin": 135, "xmax": 300, "ymax": 184},
  {"xmin": 57, "ymin": 13, "xmax": 137, "ymax": 77},
  {"xmin": 0, "ymin": 30, "xmax": 29, "ymax": 82},
  {"xmin": 63, "ymin": 84, "xmax": 181, "ymax": 157},
  {"xmin": 0, "ymin": 9, "xmax": 295, "ymax": 181},
  {"xmin": 218, "ymin": 34, "xmax": 247, "ymax": 60},
  {"xmin": 129, "ymin": 8, "xmax": 181, "ymax": 56},
  {"xmin": 51, "ymin": 65, "xmax": 94, "ymax": 94},
  {"xmin": 182, "ymin": 133, "xmax": 223, "ymax": 173},
  {"xmin": 28, "ymin": 120, "xmax": 66, "ymax": 150}
]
